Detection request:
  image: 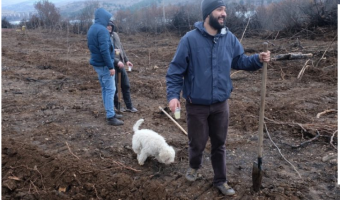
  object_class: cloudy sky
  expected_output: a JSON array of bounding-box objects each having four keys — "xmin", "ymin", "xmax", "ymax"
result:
[{"xmin": 2, "ymin": 0, "xmax": 77, "ymax": 7}]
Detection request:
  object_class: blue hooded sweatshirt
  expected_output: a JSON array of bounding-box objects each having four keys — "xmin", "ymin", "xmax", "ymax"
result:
[
  {"xmin": 166, "ymin": 21, "xmax": 263, "ymax": 105},
  {"xmin": 87, "ymin": 8, "xmax": 114, "ymax": 69}
]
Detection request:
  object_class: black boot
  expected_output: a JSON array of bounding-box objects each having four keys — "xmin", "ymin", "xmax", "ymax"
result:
[{"xmin": 107, "ymin": 117, "xmax": 124, "ymax": 126}]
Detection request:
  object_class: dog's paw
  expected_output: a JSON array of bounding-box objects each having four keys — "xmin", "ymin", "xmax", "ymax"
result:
[{"xmin": 138, "ymin": 161, "xmax": 144, "ymax": 165}]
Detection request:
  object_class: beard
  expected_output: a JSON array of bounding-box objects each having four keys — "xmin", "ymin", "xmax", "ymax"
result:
[{"xmin": 209, "ymin": 14, "xmax": 225, "ymax": 31}]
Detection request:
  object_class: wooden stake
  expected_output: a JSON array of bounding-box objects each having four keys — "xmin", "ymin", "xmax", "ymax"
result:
[
  {"xmin": 240, "ymin": 17, "xmax": 251, "ymax": 44},
  {"xmin": 159, "ymin": 106, "xmax": 187, "ymax": 135},
  {"xmin": 315, "ymin": 34, "xmax": 337, "ymax": 68}
]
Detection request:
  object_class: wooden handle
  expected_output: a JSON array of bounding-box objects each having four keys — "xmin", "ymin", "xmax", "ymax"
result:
[
  {"xmin": 258, "ymin": 42, "xmax": 268, "ymax": 158},
  {"xmin": 118, "ymin": 71, "xmax": 121, "ymax": 103},
  {"xmin": 263, "ymin": 42, "xmax": 268, "ymax": 52},
  {"xmin": 159, "ymin": 106, "xmax": 187, "ymax": 135}
]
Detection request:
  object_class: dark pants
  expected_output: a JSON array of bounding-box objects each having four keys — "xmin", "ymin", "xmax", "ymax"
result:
[
  {"xmin": 186, "ymin": 100, "xmax": 229, "ymax": 186},
  {"xmin": 114, "ymin": 67, "xmax": 133, "ymax": 109}
]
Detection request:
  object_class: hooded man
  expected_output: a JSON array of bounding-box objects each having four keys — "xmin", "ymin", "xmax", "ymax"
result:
[
  {"xmin": 87, "ymin": 8, "xmax": 124, "ymax": 126},
  {"xmin": 107, "ymin": 21, "xmax": 138, "ymax": 113},
  {"xmin": 166, "ymin": 0, "xmax": 270, "ymax": 196}
]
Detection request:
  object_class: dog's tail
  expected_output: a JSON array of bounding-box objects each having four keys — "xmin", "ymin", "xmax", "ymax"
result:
[{"xmin": 133, "ymin": 119, "xmax": 144, "ymax": 132}]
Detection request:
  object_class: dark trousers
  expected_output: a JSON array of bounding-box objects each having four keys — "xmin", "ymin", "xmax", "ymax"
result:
[
  {"xmin": 114, "ymin": 67, "xmax": 133, "ymax": 109},
  {"xmin": 186, "ymin": 100, "xmax": 229, "ymax": 186}
]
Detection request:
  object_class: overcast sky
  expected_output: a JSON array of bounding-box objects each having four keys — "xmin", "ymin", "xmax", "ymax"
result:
[{"xmin": 2, "ymin": 0, "xmax": 76, "ymax": 7}]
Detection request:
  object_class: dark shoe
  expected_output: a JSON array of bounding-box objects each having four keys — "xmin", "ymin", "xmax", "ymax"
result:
[
  {"xmin": 107, "ymin": 117, "xmax": 124, "ymax": 126},
  {"xmin": 126, "ymin": 107, "xmax": 138, "ymax": 113},
  {"xmin": 185, "ymin": 168, "xmax": 198, "ymax": 182},
  {"xmin": 114, "ymin": 114, "xmax": 123, "ymax": 119},
  {"xmin": 215, "ymin": 182, "xmax": 235, "ymax": 196}
]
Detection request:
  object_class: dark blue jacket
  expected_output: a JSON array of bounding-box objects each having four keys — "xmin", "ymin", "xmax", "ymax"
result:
[
  {"xmin": 87, "ymin": 8, "xmax": 114, "ymax": 69},
  {"xmin": 166, "ymin": 21, "xmax": 263, "ymax": 105}
]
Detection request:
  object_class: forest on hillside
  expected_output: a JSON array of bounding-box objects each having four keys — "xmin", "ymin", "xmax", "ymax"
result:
[{"xmin": 2, "ymin": 0, "xmax": 338, "ymax": 37}]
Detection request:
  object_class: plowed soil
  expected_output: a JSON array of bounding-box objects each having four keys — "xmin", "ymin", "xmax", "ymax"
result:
[{"xmin": 1, "ymin": 28, "xmax": 338, "ymax": 199}]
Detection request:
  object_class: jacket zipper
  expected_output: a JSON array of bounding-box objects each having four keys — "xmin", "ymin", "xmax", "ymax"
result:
[{"xmin": 211, "ymin": 36, "xmax": 217, "ymax": 104}]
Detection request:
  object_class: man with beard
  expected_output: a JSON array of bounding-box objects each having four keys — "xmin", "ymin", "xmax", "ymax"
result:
[{"xmin": 166, "ymin": 0, "xmax": 270, "ymax": 196}]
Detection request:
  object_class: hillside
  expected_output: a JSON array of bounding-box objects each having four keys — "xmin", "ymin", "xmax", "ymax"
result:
[{"xmin": 2, "ymin": 0, "xmax": 270, "ymax": 17}]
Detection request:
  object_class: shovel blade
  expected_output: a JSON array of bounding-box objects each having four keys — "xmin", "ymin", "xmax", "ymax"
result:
[{"xmin": 252, "ymin": 161, "xmax": 263, "ymax": 192}]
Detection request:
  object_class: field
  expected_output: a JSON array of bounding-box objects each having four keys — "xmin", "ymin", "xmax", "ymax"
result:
[{"xmin": 1, "ymin": 27, "xmax": 338, "ymax": 199}]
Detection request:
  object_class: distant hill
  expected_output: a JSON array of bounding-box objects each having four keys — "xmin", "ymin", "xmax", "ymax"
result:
[
  {"xmin": 2, "ymin": 0, "xmax": 143, "ymax": 13},
  {"xmin": 2, "ymin": 0, "xmax": 36, "ymax": 12},
  {"xmin": 2, "ymin": 0, "xmax": 277, "ymax": 20},
  {"xmin": 58, "ymin": 0, "xmax": 142, "ymax": 18},
  {"xmin": 2, "ymin": 0, "xmax": 85, "ymax": 12},
  {"xmin": 50, "ymin": 0, "xmax": 196, "ymax": 19},
  {"xmin": 2, "ymin": 0, "xmax": 196, "ymax": 14}
]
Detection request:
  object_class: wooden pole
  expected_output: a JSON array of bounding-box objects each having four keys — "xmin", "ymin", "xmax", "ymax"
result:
[{"xmin": 159, "ymin": 106, "xmax": 187, "ymax": 135}]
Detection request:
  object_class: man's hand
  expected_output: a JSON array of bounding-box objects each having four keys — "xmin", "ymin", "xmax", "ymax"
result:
[
  {"xmin": 109, "ymin": 69, "xmax": 115, "ymax": 76},
  {"xmin": 126, "ymin": 61, "xmax": 133, "ymax": 68},
  {"xmin": 259, "ymin": 51, "xmax": 271, "ymax": 63},
  {"xmin": 169, "ymin": 98, "xmax": 180, "ymax": 113},
  {"xmin": 117, "ymin": 61, "xmax": 124, "ymax": 69}
]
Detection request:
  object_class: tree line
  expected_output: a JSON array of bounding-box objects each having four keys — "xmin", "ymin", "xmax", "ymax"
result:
[{"xmin": 2, "ymin": 0, "xmax": 338, "ymax": 36}]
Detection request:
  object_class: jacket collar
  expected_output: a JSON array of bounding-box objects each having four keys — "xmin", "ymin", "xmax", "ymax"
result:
[{"xmin": 194, "ymin": 21, "xmax": 229, "ymax": 37}]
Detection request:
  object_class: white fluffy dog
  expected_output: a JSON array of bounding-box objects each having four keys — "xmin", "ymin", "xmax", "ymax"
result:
[{"xmin": 132, "ymin": 119, "xmax": 175, "ymax": 165}]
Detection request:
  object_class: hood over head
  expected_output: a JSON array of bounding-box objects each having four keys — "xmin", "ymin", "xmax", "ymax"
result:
[
  {"xmin": 108, "ymin": 21, "xmax": 115, "ymax": 33},
  {"xmin": 94, "ymin": 8, "xmax": 112, "ymax": 27}
]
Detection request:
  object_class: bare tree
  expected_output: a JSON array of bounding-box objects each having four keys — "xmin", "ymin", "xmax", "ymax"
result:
[
  {"xmin": 255, "ymin": 0, "xmax": 310, "ymax": 32},
  {"xmin": 25, "ymin": 14, "xmax": 41, "ymax": 29},
  {"xmin": 34, "ymin": 0, "xmax": 61, "ymax": 30},
  {"xmin": 300, "ymin": 0, "xmax": 338, "ymax": 27},
  {"xmin": 75, "ymin": 1, "xmax": 100, "ymax": 34},
  {"xmin": 2, "ymin": 17, "xmax": 12, "ymax": 28}
]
